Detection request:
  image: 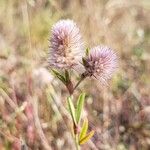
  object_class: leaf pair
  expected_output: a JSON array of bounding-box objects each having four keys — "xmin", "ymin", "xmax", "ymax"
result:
[
  {"xmin": 79, "ymin": 119, "xmax": 95, "ymax": 145},
  {"xmin": 67, "ymin": 93, "xmax": 95, "ymax": 145}
]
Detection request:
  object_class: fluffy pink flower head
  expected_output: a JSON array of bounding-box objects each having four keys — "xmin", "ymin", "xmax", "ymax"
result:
[
  {"xmin": 83, "ymin": 46, "xmax": 117, "ymax": 84},
  {"xmin": 48, "ymin": 19, "xmax": 84, "ymax": 69}
]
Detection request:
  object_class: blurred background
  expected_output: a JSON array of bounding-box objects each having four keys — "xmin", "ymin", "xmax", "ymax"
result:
[{"xmin": 0, "ymin": 0, "xmax": 150, "ymax": 150}]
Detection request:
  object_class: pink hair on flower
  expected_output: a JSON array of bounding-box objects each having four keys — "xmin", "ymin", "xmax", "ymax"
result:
[{"xmin": 83, "ymin": 46, "xmax": 118, "ymax": 84}]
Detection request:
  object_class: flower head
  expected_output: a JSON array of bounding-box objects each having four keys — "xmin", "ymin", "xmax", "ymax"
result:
[
  {"xmin": 83, "ymin": 46, "xmax": 117, "ymax": 84},
  {"xmin": 48, "ymin": 19, "xmax": 84, "ymax": 69}
]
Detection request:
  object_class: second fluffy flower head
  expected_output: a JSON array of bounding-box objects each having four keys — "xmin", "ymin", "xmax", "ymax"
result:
[{"xmin": 83, "ymin": 46, "xmax": 117, "ymax": 84}]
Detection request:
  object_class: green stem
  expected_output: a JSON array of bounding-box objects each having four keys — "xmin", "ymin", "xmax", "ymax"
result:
[
  {"xmin": 65, "ymin": 72, "xmax": 87, "ymax": 149},
  {"xmin": 75, "ymin": 134, "xmax": 80, "ymax": 150},
  {"xmin": 73, "ymin": 74, "xmax": 87, "ymax": 93}
]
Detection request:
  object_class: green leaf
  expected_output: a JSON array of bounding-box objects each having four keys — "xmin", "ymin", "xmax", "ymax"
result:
[
  {"xmin": 65, "ymin": 70, "xmax": 70, "ymax": 83},
  {"xmin": 85, "ymin": 48, "xmax": 90, "ymax": 56},
  {"xmin": 82, "ymin": 58, "xmax": 86, "ymax": 65},
  {"xmin": 79, "ymin": 118, "xmax": 88, "ymax": 140},
  {"xmin": 67, "ymin": 97, "xmax": 77, "ymax": 125},
  {"xmin": 82, "ymin": 58, "xmax": 89, "ymax": 68},
  {"xmin": 76, "ymin": 93, "xmax": 86, "ymax": 124},
  {"xmin": 79, "ymin": 130, "xmax": 95, "ymax": 145},
  {"xmin": 51, "ymin": 69, "xmax": 66, "ymax": 84}
]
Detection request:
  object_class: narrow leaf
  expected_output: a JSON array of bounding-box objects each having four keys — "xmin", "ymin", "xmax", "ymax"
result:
[
  {"xmin": 65, "ymin": 70, "xmax": 70, "ymax": 83},
  {"xmin": 76, "ymin": 93, "xmax": 86, "ymax": 124},
  {"xmin": 51, "ymin": 69, "xmax": 66, "ymax": 84},
  {"xmin": 85, "ymin": 48, "xmax": 90, "ymax": 56},
  {"xmin": 79, "ymin": 118, "xmax": 88, "ymax": 140},
  {"xmin": 79, "ymin": 130, "xmax": 95, "ymax": 145},
  {"xmin": 67, "ymin": 97, "xmax": 77, "ymax": 125},
  {"xmin": 82, "ymin": 58, "xmax": 87, "ymax": 66}
]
